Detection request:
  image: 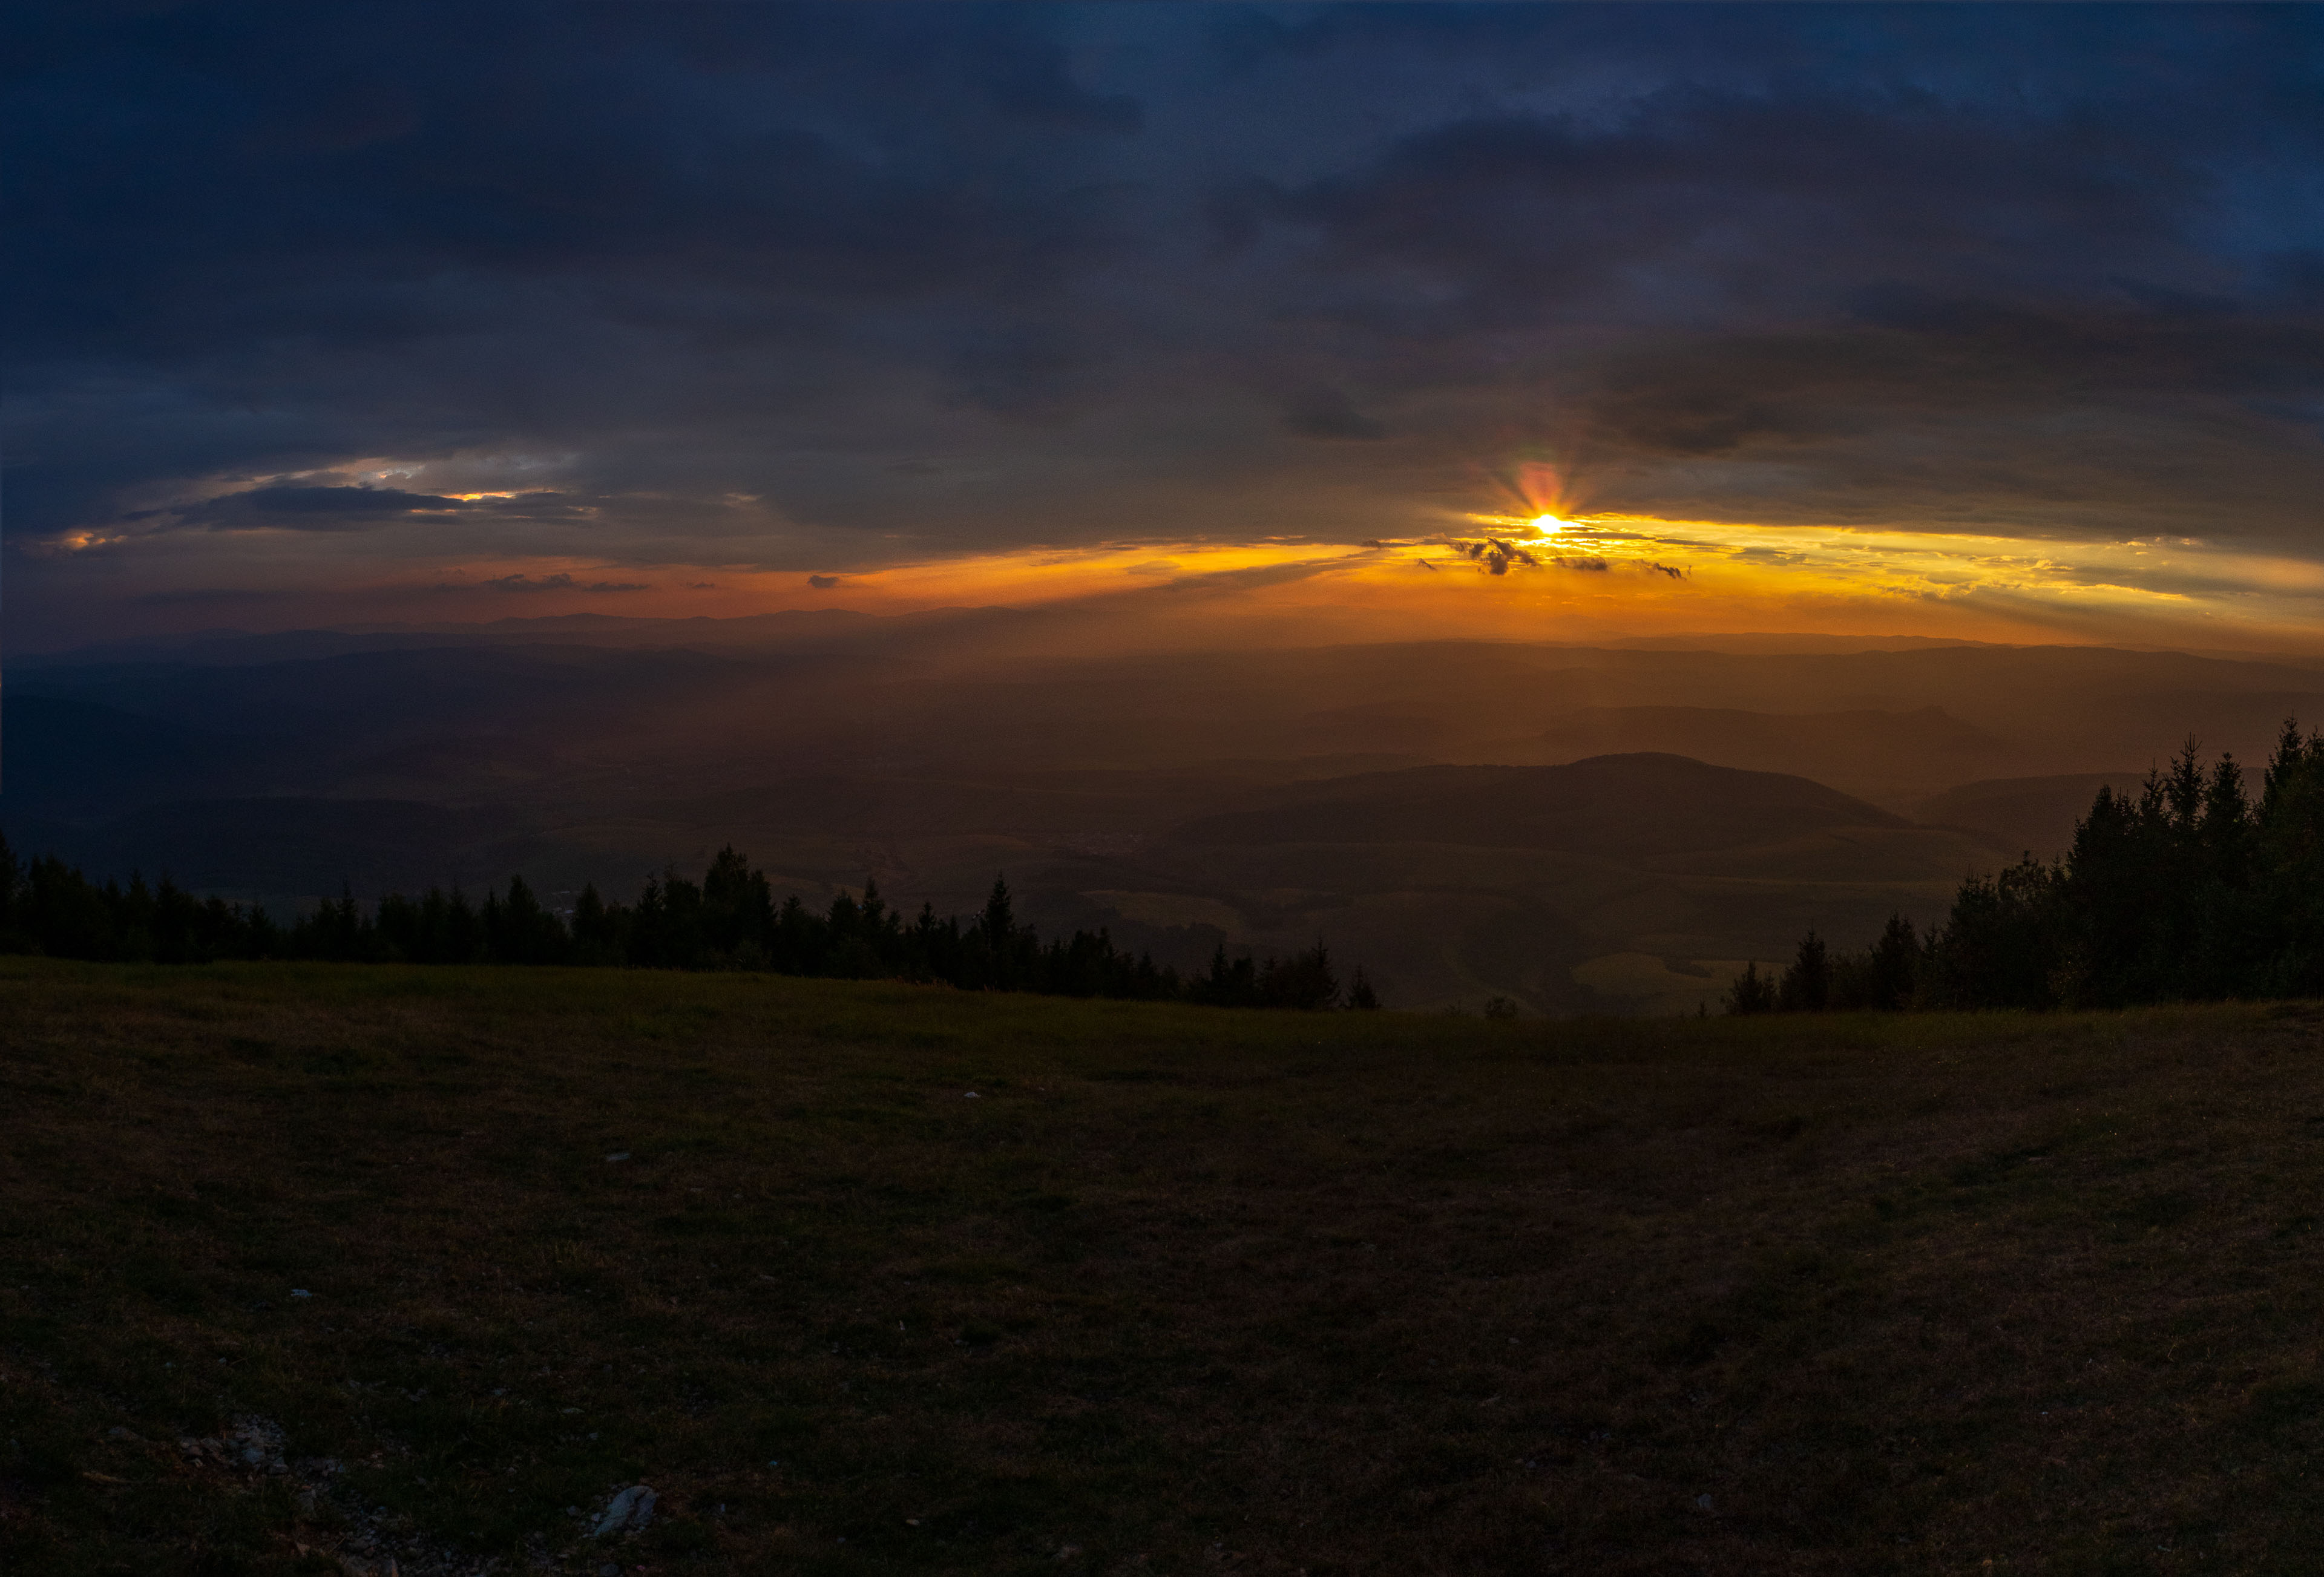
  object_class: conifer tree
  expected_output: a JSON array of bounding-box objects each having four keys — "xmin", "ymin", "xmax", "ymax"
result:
[
  {"xmin": 979, "ymin": 875, "xmax": 1018, "ymax": 989},
  {"xmin": 1261, "ymin": 940, "xmax": 1341, "ymax": 1010},
  {"xmin": 1777, "ymin": 930, "xmax": 1830, "ymax": 1012},
  {"xmin": 572, "ymin": 884, "xmax": 622, "ymax": 965},
  {"xmin": 494, "ymin": 874, "xmax": 565, "ymax": 965},
  {"xmin": 981, "ymin": 876, "xmax": 1015, "ymax": 949},
  {"xmin": 1724, "ymin": 961, "xmax": 1776, "ymax": 1015},
  {"xmin": 0, "ymin": 831, "xmax": 22, "ymax": 948},
  {"xmin": 0, "ymin": 830, "xmax": 1379, "ymax": 1015},
  {"xmin": 2256, "ymin": 721, "xmax": 2324, "ymax": 997},
  {"xmin": 1867, "ymin": 913, "xmax": 1919, "ymax": 1011}
]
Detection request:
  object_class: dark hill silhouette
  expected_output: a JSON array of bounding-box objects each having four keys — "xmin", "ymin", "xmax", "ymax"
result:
[
  {"xmin": 1164, "ymin": 753, "xmax": 1906, "ymax": 857},
  {"xmin": 31, "ymin": 798, "xmax": 533, "ymax": 899},
  {"xmin": 1537, "ymin": 704, "xmax": 2008, "ymax": 805},
  {"xmin": 24, "ymin": 643, "xmax": 766, "ymax": 747},
  {"xmin": 1910, "ymin": 772, "xmax": 2149, "ymax": 860},
  {"xmin": 0, "ymin": 695, "xmax": 280, "ymax": 816},
  {"xmin": 11, "ymin": 631, "xmax": 2317, "ymax": 1012}
]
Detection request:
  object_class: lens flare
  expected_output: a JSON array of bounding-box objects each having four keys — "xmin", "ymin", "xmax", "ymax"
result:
[
  {"xmin": 1463, "ymin": 459, "xmax": 1587, "ymax": 539},
  {"xmin": 1502, "ymin": 460, "xmax": 1569, "ymax": 520}
]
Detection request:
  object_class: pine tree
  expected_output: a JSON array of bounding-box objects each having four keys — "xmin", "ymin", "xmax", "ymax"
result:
[
  {"xmin": 1724, "ymin": 961, "xmax": 1777, "ymax": 1015},
  {"xmin": 2256, "ymin": 720, "xmax": 2324, "ymax": 997},
  {"xmin": 980, "ymin": 876, "xmax": 1015, "ymax": 949},
  {"xmin": 493, "ymin": 874, "xmax": 566, "ymax": 965},
  {"xmin": 0, "ymin": 833, "xmax": 1382, "ymax": 1014},
  {"xmin": 1260, "ymin": 940, "xmax": 1341, "ymax": 1010},
  {"xmin": 1777, "ymin": 930, "xmax": 1830, "ymax": 1012},
  {"xmin": 1868, "ymin": 913, "xmax": 1919, "ymax": 1011},
  {"xmin": 0, "ymin": 831, "xmax": 21, "ymax": 949},
  {"xmin": 572, "ymin": 883, "xmax": 624, "ymax": 965},
  {"xmin": 1926, "ymin": 855, "xmax": 2060, "ymax": 1009}
]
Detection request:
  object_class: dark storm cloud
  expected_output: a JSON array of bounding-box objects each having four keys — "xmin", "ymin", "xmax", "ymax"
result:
[
  {"xmin": 1281, "ymin": 388, "xmax": 1387, "ymax": 442},
  {"xmin": 5, "ymin": 0, "xmax": 1152, "ymax": 556},
  {"xmin": 7, "ymin": 1, "xmax": 2324, "ymax": 626},
  {"xmin": 1229, "ymin": 20, "xmax": 2324, "ymax": 526}
]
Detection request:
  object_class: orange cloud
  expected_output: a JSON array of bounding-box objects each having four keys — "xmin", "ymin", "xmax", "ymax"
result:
[{"xmin": 85, "ymin": 508, "xmax": 2324, "ymax": 659}]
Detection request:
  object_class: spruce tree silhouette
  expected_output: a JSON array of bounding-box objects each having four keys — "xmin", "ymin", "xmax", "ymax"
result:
[
  {"xmin": 1777, "ymin": 931, "xmax": 1830, "ymax": 1012},
  {"xmin": 1724, "ymin": 961, "xmax": 1777, "ymax": 1015},
  {"xmin": 0, "ymin": 833, "xmax": 1381, "ymax": 1013},
  {"xmin": 1867, "ymin": 913, "xmax": 1919, "ymax": 1011}
]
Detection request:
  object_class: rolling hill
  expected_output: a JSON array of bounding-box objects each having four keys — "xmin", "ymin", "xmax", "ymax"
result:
[
  {"xmin": 1044, "ymin": 755, "xmax": 1994, "ymax": 1016},
  {"xmin": 14, "ymin": 625, "xmax": 2312, "ymax": 1014},
  {"xmin": 1534, "ymin": 704, "xmax": 2011, "ymax": 807},
  {"xmin": 1911, "ymin": 772, "xmax": 2152, "ymax": 861},
  {"xmin": 1166, "ymin": 753, "xmax": 1908, "ymax": 856}
]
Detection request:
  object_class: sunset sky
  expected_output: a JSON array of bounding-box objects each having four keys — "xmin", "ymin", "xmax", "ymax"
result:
[{"xmin": 10, "ymin": 2, "xmax": 2324, "ymax": 653}]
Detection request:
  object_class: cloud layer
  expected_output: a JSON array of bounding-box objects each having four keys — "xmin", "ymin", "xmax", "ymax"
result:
[{"xmin": 7, "ymin": 2, "xmax": 2324, "ymax": 644}]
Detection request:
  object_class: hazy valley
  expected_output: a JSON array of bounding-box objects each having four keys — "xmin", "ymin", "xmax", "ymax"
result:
[{"xmin": 10, "ymin": 615, "xmax": 2319, "ymax": 1014}]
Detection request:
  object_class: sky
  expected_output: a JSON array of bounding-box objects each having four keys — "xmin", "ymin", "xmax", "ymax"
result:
[{"xmin": 8, "ymin": 2, "xmax": 2324, "ymax": 654}]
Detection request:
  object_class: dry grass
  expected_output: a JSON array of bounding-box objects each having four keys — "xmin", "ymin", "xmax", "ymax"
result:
[{"xmin": 4, "ymin": 959, "xmax": 2324, "ymax": 1575}]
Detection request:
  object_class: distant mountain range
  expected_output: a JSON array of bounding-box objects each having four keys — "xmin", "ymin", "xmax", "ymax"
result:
[
  {"xmin": 7, "ymin": 619, "xmax": 2319, "ymax": 1011},
  {"xmin": 1167, "ymin": 753, "xmax": 1903, "ymax": 856}
]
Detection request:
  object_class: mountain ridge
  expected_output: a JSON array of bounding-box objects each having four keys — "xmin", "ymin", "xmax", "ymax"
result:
[{"xmin": 1166, "ymin": 752, "xmax": 1907, "ymax": 857}]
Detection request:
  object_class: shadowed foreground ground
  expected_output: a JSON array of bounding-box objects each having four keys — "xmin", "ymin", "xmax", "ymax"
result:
[{"xmin": 4, "ymin": 959, "xmax": 2323, "ymax": 1575}]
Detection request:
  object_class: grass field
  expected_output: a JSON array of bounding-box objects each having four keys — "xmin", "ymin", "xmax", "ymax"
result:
[{"xmin": 4, "ymin": 961, "xmax": 2324, "ymax": 1575}]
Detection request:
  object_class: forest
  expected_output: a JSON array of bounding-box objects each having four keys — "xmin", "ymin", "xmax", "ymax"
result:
[
  {"xmin": 7, "ymin": 715, "xmax": 2315, "ymax": 1020},
  {"xmin": 1738, "ymin": 719, "xmax": 2324, "ymax": 1014},
  {"xmin": 0, "ymin": 841, "xmax": 1372, "ymax": 1011}
]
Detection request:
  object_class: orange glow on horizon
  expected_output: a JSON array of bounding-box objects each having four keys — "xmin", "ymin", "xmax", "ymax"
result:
[
  {"xmin": 53, "ymin": 442, "xmax": 2319, "ymax": 655},
  {"xmin": 82, "ymin": 484, "xmax": 2323, "ymax": 657},
  {"xmin": 346, "ymin": 507, "xmax": 2324, "ymax": 657}
]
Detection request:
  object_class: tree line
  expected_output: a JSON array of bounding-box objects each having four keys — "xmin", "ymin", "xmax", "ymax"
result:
[
  {"xmin": 0, "ymin": 839, "xmax": 1381, "ymax": 1011},
  {"xmin": 1731, "ymin": 719, "xmax": 2324, "ymax": 1014}
]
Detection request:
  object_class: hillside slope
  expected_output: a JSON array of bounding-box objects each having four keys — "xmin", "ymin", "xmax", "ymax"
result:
[
  {"xmin": 1106, "ymin": 755, "xmax": 1974, "ymax": 1014},
  {"xmin": 4, "ymin": 960, "xmax": 2322, "ymax": 1575},
  {"xmin": 1166, "ymin": 753, "xmax": 1906, "ymax": 856},
  {"xmin": 10, "ymin": 636, "xmax": 2316, "ymax": 1011},
  {"xmin": 1911, "ymin": 772, "xmax": 2150, "ymax": 861},
  {"xmin": 1534, "ymin": 705, "xmax": 2011, "ymax": 807}
]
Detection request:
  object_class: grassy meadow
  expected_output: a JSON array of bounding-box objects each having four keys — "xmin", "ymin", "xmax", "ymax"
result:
[{"xmin": 4, "ymin": 960, "xmax": 2324, "ymax": 1575}]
